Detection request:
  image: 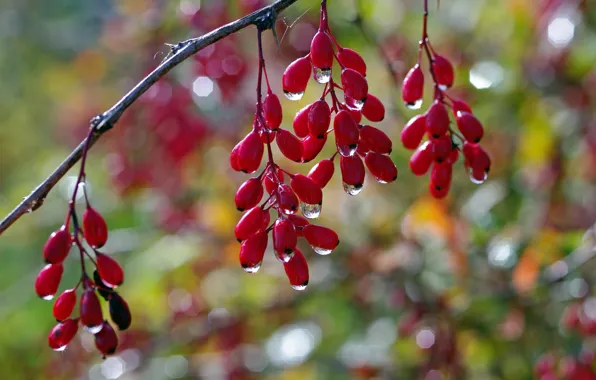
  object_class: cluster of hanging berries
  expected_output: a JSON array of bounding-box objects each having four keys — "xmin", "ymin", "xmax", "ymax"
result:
[
  {"xmin": 534, "ymin": 352, "xmax": 596, "ymax": 379},
  {"xmin": 400, "ymin": 2, "xmax": 490, "ymax": 199},
  {"xmin": 35, "ymin": 132, "xmax": 130, "ymax": 357}
]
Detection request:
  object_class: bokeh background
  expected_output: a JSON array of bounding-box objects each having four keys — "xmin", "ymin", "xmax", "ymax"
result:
[{"xmin": 0, "ymin": 0, "xmax": 595, "ymax": 379}]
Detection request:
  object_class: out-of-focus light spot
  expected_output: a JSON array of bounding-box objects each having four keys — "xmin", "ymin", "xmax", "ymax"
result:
[
  {"xmin": 207, "ymin": 308, "xmax": 231, "ymax": 326},
  {"xmin": 545, "ymin": 260, "xmax": 568, "ymax": 282},
  {"xmin": 243, "ymin": 345, "xmax": 268, "ymax": 372},
  {"xmin": 222, "ymin": 56, "xmax": 243, "ymax": 76},
  {"xmin": 568, "ymin": 278, "xmax": 589, "ymax": 299},
  {"xmin": 165, "ymin": 355, "xmax": 188, "ymax": 379},
  {"xmin": 469, "ymin": 61, "xmax": 504, "ymax": 90},
  {"xmin": 101, "ymin": 357, "xmax": 125, "ymax": 379},
  {"xmin": 179, "ymin": 0, "xmax": 200, "ymax": 16},
  {"xmin": 488, "ymin": 237, "xmax": 517, "ymax": 269},
  {"xmin": 462, "ymin": 181, "xmax": 507, "ymax": 223},
  {"xmin": 63, "ymin": 176, "xmax": 89, "ymax": 203},
  {"xmin": 583, "ymin": 298, "xmax": 596, "ymax": 320},
  {"xmin": 415, "ymin": 328, "xmax": 435, "ymax": 349},
  {"xmin": 366, "ymin": 318, "xmax": 396, "ymax": 347},
  {"xmin": 120, "ymin": 349, "xmax": 142, "ymax": 372},
  {"xmin": 425, "ymin": 370, "xmax": 442, "ymax": 380},
  {"xmin": 548, "ymin": 17, "xmax": 575, "ymax": 48},
  {"xmin": 193, "ymin": 76, "xmax": 213, "ymax": 97},
  {"xmin": 168, "ymin": 288, "xmax": 193, "ymax": 312},
  {"xmin": 266, "ymin": 322, "xmax": 321, "ymax": 367}
]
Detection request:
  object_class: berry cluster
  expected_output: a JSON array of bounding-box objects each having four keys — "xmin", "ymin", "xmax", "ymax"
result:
[
  {"xmin": 36, "ymin": 132, "xmax": 130, "ymax": 357},
  {"xmin": 400, "ymin": 2, "xmax": 490, "ymax": 198},
  {"xmin": 231, "ymin": 1, "xmax": 396, "ymax": 289}
]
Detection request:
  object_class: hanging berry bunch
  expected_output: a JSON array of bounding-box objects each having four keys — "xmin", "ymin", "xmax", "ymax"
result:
[
  {"xmin": 400, "ymin": 0, "xmax": 490, "ymax": 199},
  {"xmin": 36, "ymin": 127, "xmax": 131, "ymax": 356}
]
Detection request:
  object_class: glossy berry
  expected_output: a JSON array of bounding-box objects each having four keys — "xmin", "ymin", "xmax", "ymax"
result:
[
  {"xmin": 410, "ymin": 141, "xmax": 433, "ymax": 176},
  {"xmin": 346, "ymin": 107, "xmax": 362, "ymax": 124},
  {"xmin": 258, "ymin": 128, "xmax": 275, "ymax": 144},
  {"xmin": 452, "ymin": 99, "xmax": 472, "ymax": 114},
  {"xmin": 303, "ymin": 225, "xmax": 339, "ymax": 254},
  {"xmin": 263, "ymin": 92, "xmax": 283, "ymax": 130},
  {"xmin": 282, "ymin": 56, "xmax": 312, "ymax": 96},
  {"xmin": 402, "ymin": 65, "xmax": 424, "ymax": 106},
  {"xmin": 53, "ymin": 289, "xmax": 77, "ymax": 321},
  {"xmin": 93, "ymin": 269, "xmax": 111, "ymax": 301},
  {"xmin": 233, "ymin": 131, "xmax": 264, "ymax": 173},
  {"xmin": 308, "ymin": 99, "xmax": 331, "ymax": 139},
  {"xmin": 340, "ymin": 155, "xmax": 365, "ymax": 190},
  {"xmin": 364, "ymin": 152, "xmax": 398, "ymax": 183},
  {"xmin": 432, "ymin": 55, "xmax": 454, "ymax": 89},
  {"xmin": 301, "ymin": 135, "xmax": 327, "ymax": 163},
  {"xmin": 463, "ymin": 143, "xmax": 491, "ymax": 177},
  {"xmin": 43, "ymin": 226, "xmax": 72, "ymax": 264},
  {"xmin": 80, "ymin": 288, "xmax": 104, "ymax": 333},
  {"xmin": 283, "ymin": 248, "xmax": 309, "ymax": 290},
  {"xmin": 290, "ymin": 174, "xmax": 323, "ymax": 206},
  {"xmin": 361, "ymin": 94, "xmax": 385, "ymax": 122},
  {"xmin": 95, "ymin": 321, "xmax": 118, "ymax": 356},
  {"xmin": 359, "ymin": 125, "xmax": 392, "ymax": 154},
  {"xmin": 334, "ymin": 110, "xmax": 360, "ymax": 156},
  {"xmin": 308, "ymin": 159, "xmax": 335, "ymax": 188},
  {"xmin": 273, "ymin": 218, "xmax": 298, "ymax": 257},
  {"xmin": 276, "ymin": 129, "xmax": 303, "ymax": 163},
  {"xmin": 96, "ymin": 252, "xmax": 124, "ymax": 288},
  {"xmin": 239, "ymin": 231, "xmax": 268, "ymax": 271},
  {"xmin": 429, "ymin": 181, "xmax": 449, "ymax": 199},
  {"xmin": 235, "ymin": 178, "xmax": 264, "ymax": 212},
  {"xmin": 310, "ymin": 31, "xmax": 334, "ymax": 69},
  {"xmin": 109, "ymin": 293, "xmax": 132, "ymax": 331},
  {"xmin": 35, "ymin": 263, "xmax": 64, "ymax": 300},
  {"xmin": 430, "ymin": 163, "xmax": 453, "ymax": 191},
  {"xmin": 277, "ymin": 184, "xmax": 299, "ymax": 214},
  {"xmin": 288, "ymin": 215, "xmax": 309, "ymax": 237},
  {"xmin": 455, "ymin": 111, "xmax": 484, "ymax": 143},
  {"xmin": 401, "ymin": 114, "xmax": 427, "ymax": 150},
  {"xmin": 293, "ymin": 104, "xmax": 311, "ymax": 138},
  {"xmin": 264, "ymin": 168, "xmax": 284, "ymax": 194},
  {"xmin": 426, "ymin": 101, "xmax": 450, "ymax": 138},
  {"xmin": 341, "ymin": 68, "xmax": 368, "ymax": 103},
  {"xmin": 229, "ymin": 143, "xmax": 243, "ymax": 172},
  {"xmin": 431, "ymin": 135, "xmax": 453, "ymax": 163},
  {"xmin": 235, "ymin": 206, "xmax": 268, "ymax": 242},
  {"xmin": 83, "ymin": 207, "xmax": 109, "ymax": 248},
  {"xmin": 48, "ymin": 318, "xmax": 79, "ymax": 351},
  {"xmin": 338, "ymin": 48, "xmax": 366, "ymax": 76}
]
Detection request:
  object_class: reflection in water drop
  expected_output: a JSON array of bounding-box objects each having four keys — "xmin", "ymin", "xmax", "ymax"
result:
[
  {"xmin": 312, "ymin": 246, "xmax": 332, "ymax": 255},
  {"xmin": 42, "ymin": 294, "xmax": 54, "ymax": 301},
  {"xmin": 243, "ymin": 261, "xmax": 262, "ymax": 274},
  {"xmin": 300, "ymin": 202, "xmax": 321, "ymax": 219},
  {"xmin": 438, "ymin": 84, "xmax": 448, "ymax": 91},
  {"xmin": 291, "ymin": 283, "xmax": 308, "ymax": 291},
  {"xmin": 314, "ymin": 67, "xmax": 332, "ymax": 84},
  {"xmin": 343, "ymin": 182, "xmax": 363, "ymax": 196},
  {"xmin": 275, "ymin": 250, "xmax": 294, "ymax": 263},
  {"xmin": 53, "ymin": 345, "xmax": 67, "ymax": 352},
  {"xmin": 406, "ymin": 98, "xmax": 423, "ymax": 110},
  {"xmin": 338, "ymin": 144, "xmax": 357, "ymax": 157},
  {"xmin": 85, "ymin": 324, "xmax": 103, "ymax": 334},
  {"xmin": 284, "ymin": 91, "xmax": 305, "ymax": 101},
  {"xmin": 468, "ymin": 168, "xmax": 488, "ymax": 184}
]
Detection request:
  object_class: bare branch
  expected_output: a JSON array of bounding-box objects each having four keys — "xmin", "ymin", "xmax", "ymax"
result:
[{"xmin": 0, "ymin": 0, "xmax": 299, "ymax": 235}]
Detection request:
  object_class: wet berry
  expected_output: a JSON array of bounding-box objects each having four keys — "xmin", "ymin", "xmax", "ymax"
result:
[
  {"xmin": 43, "ymin": 226, "xmax": 72, "ymax": 264},
  {"xmin": 83, "ymin": 207, "xmax": 108, "ymax": 248}
]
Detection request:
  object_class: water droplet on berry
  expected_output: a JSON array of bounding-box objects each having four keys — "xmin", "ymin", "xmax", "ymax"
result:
[
  {"xmin": 291, "ymin": 283, "xmax": 308, "ymax": 291},
  {"xmin": 438, "ymin": 84, "xmax": 448, "ymax": 91},
  {"xmin": 53, "ymin": 345, "xmax": 67, "ymax": 352},
  {"xmin": 275, "ymin": 250, "xmax": 295, "ymax": 263},
  {"xmin": 350, "ymin": 98, "xmax": 365, "ymax": 110},
  {"xmin": 375, "ymin": 178, "xmax": 388, "ymax": 184},
  {"xmin": 284, "ymin": 90, "xmax": 305, "ymax": 101},
  {"xmin": 468, "ymin": 169, "xmax": 488, "ymax": 184},
  {"xmin": 42, "ymin": 294, "xmax": 55, "ymax": 301},
  {"xmin": 300, "ymin": 202, "xmax": 321, "ymax": 219},
  {"xmin": 314, "ymin": 67, "xmax": 331, "ymax": 84},
  {"xmin": 343, "ymin": 182, "xmax": 363, "ymax": 196},
  {"xmin": 243, "ymin": 261, "xmax": 262, "ymax": 274},
  {"xmin": 406, "ymin": 99, "xmax": 423, "ymax": 110},
  {"xmin": 338, "ymin": 145, "xmax": 357, "ymax": 157},
  {"xmin": 311, "ymin": 246, "xmax": 333, "ymax": 255},
  {"xmin": 85, "ymin": 324, "xmax": 104, "ymax": 334}
]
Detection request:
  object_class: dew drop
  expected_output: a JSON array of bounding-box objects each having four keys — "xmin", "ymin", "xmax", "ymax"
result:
[
  {"xmin": 343, "ymin": 182, "xmax": 363, "ymax": 196},
  {"xmin": 438, "ymin": 84, "xmax": 448, "ymax": 91},
  {"xmin": 85, "ymin": 324, "xmax": 104, "ymax": 334},
  {"xmin": 374, "ymin": 177, "xmax": 388, "ymax": 184},
  {"xmin": 291, "ymin": 283, "xmax": 308, "ymax": 291},
  {"xmin": 406, "ymin": 98, "xmax": 423, "ymax": 110},
  {"xmin": 284, "ymin": 90, "xmax": 305, "ymax": 101},
  {"xmin": 243, "ymin": 261, "xmax": 262, "ymax": 274},
  {"xmin": 42, "ymin": 294, "xmax": 55, "ymax": 301},
  {"xmin": 345, "ymin": 96, "xmax": 365, "ymax": 111},
  {"xmin": 314, "ymin": 67, "xmax": 332, "ymax": 84},
  {"xmin": 53, "ymin": 345, "xmax": 67, "ymax": 352},
  {"xmin": 300, "ymin": 202, "xmax": 321, "ymax": 219},
  {"xmin": 338, "ymin": 144, "xmax": 357, "ymax": 157},
  {"xmin": 467, "ymin": 168, "xmax": 488, "ymax": 184},
  {"xmin": 280, "ymin": 205, "xmax": 297, "ymax": 215},
  {"xmin": 275, "ymin": 250, "xmax": 294, "ymax": 263},
  {"xmin": 312, "ymin": 246, "xmax": 333, "ymax": 255}
]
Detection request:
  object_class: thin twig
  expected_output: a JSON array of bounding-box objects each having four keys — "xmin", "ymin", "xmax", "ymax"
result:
[{"xmin": 0, "ymin": 0, "xmax": 298, "ymax": 235}]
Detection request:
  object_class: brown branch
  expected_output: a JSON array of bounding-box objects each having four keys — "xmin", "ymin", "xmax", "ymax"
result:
[{"xmin": 0, "ymin": 0, "xmax": 299, "ymax": 235}]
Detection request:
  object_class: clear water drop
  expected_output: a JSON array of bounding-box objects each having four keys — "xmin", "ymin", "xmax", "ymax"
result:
[
  {"xmin": 468, "ymin": 169, "xmax": 488, "ymax": 184},
  {"xmin": 300, "ymin": 202, "xmax": 321, "ymax": 219},
  {"xmin": 275, "ymin": 250, "xmax": 294, "ymax": 263},
  {"xmin": 42, "ymin": 294, "xmax": 54, "ymax": 301},
  {"xmin": 53, "ymin": 345, "xmax": 67, "ymax": 352},
  {"xmin": 343, "ymin": 182, "xmax": 363, "ymax": 196},
  {"xmin": 406, "ymin": 98, "xmax": 423, "ymax": 110},
  {"xmin": 314, "ymin": 67, "xmax": 332, "ymax": 84},
  {"xmin": 345, "ymin": 96, "xmax": 365, "ymax": 111},
  {"xmin": 374, "ymin": 177, "xmax": 388, "ymax": 184},
  {"xmin": 338, "ymin": 144, "xmax": 357, "ymax": 157},
  {"xmin": 243, "ymin": 261, "xmax": 262, "ymax": 274},
  {"xmin": 312, "ymin": 246, "xmax": 333, "ymax": 255},
  {"xmin": 438, "ymin": 84, "xmax": 448, "ymax": 91},
  {"xmin": 291, "ymin": 283, "xmax": 308, "ymax": 291},
  {"xmin": 280, "ymin": 205, "xmax": 297, "ymax": 215},
  {"xmin": 85, "ymin": 324, "xmax": 103, "ymax": 334},
  {"xmin": 284, "ymin": 90, "xmax": 305, "ymax": 101}
]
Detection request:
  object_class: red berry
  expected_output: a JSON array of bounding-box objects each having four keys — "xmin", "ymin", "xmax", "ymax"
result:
[
  {"xmin": 401, "ymin": 114, "xmax": 427, "ymax": 150},
  {"xmin": 463, "ymin": 143, "xmax": 491, "ymax": 180},
  {"xmin": 361, "ymin": 94, "xmax": 385, "ymax": 122},
  {"xmin": 96, "ymin": 252, "xmax": 124, "ymax": 288},
  {"xmin": 109, "ymin": 293, "xmax": 132, "ymax": 331},
  {"xmin": 236, "ymin": 131, "xmax": 264, "ymax": 173},
  {"xmin": 95, "ymin": 321, "xmax": 118, "ymax": 356},
  {"xmin": 235, "ymin": 178, "xmax": 264, "ymax": 211},
  {"xmin": 455, "ymin": 111, "xmax": 484, "ymax": 143},
  {"xmin": 364, "ymin": 152, "xmax": 398, "ymax": 183},
  {"xmin": 338, "ymin": 48, "xmax": 366, "ymax": 76},
  {"xmin": 359, "ymin": 125, "xmax": 392, "ymax": 154},
  {"xmin": 334, "ymin": 110, "xmax": 360, "ymax": 156},
  {"xmin": 402, "ymin": 65, "xmax": 424, "ymax": 107},
  {"xmin": 308, "ymin": 159, "xmax": 335, "ymax": 188},
  {"xmin": 288, "ymin": 214, "xmax": 310, "ymax": 237},
  {"xmin": 48, "ymin": 318, "xmax": 79, "ymax": 351},
  {"xmin": 276, "ymin": 129, "xmax": 303, "ymax": 163},
  {"xmin": 239, "ymin": 231, "xmax": 268, "ymax": 272},
  {"xmin": 409, "ymin": 141, "xmax": 433, "ymax": 176},
  {"xmin": 273, "ymin": 218, "xmax": 298, "ymax": 260},
  {"xmin": 303, "ymin": 225, "xmax": 339, "ymax": 255},
  {"xmin": 308, "ymin": 100, "xmax": 331, "ymax": 139},
  {"xmin": 229, "ymin": 142, "xmax": 242, "ymax": 171},
  {"xmin": 341, "ymin": 68, "xmax": 368, "ymax": 103},
  {"xmin": 345, "ymin": 107, "xmax": 362, "ymax": 124},
  {"xmin": 426, "ymin": 101, "xmax": 450, "ymax": 138},
  {"xmin": 283, "ymin": 248, "xmax": 309, "ymax": 290},
  {"xmin": 263, "ymin": 92, "xmax": 283, "ymax": 130},
  {"xmin": 432, "ymin": 55, "xmax": 454, "ymax": 89},
  {"xmin": 43, "ymin": 226, "xmax": 72, "ymax": 264},
  {"xmin": 258, "ymin": 128, "xmax": 275, "ymax": 143},
  {"xmin": 431, "ymin": 135, "xmax": 452, "ymax": 163},
  {"xmin": 83, "ymin": 207, "xmax": 108, "ymax": 248},
  {"xmin": 301, "ymin": 134, "xmax": 327, "ymax": 163},
  {"xmin": 290, "ymin": 174, "xmax": 323, "ymax": 206},
  {"xmin": 534, "ymin": 354, "xmax": 556, "ymax": 376},
  {"xmin": 80, "ymin": 288, "xmax": 104, "ymax": 333},
  {"xmin": 562, "ymin": 303, "xmax": 581, "ymax": 330},
  {"xmin": 447, "ymin": 147, "xmax": 459, "ymax": 164},
  {"xmin": 451, "ymin": 99, "xmax": 472, "ymax": 114},
  {"xmin": 235, "ymin": 206, "xmax": 268, "ymax": 242},
  {"xmin": 277, "ymin": 184, "xmax": 299, "ymax": 215},
  {"xmin": 293, "ymin": 104, "xmax": 312, "ymax": 138},
  {"xmin": 53, "ymin": 289, "xmax": 77, "ymax": 321},
  {"xmin": 430, "ymin": 162, "xmax": 453, "ymax": 191},
  {"xmin": 310, "ymin": 31, "xmax": 334, "ymax": 70},
  {"xmin": 429, "ymin": 181, "xmax": 450, "ymax": 199},
  {"xmin": 264, "ymin": 168, "xmax": 284, "ymax": 194},
  {"xmin": 35, "ymin": 263, "xmax": 63, "ymax": 300},
  {"xmin": 282, "ymin": 56, "xmax": 312, "ymax": 97},
  {"xmin": 340, "ymin": 155, "xmax": 365, "ymax": 194}
]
